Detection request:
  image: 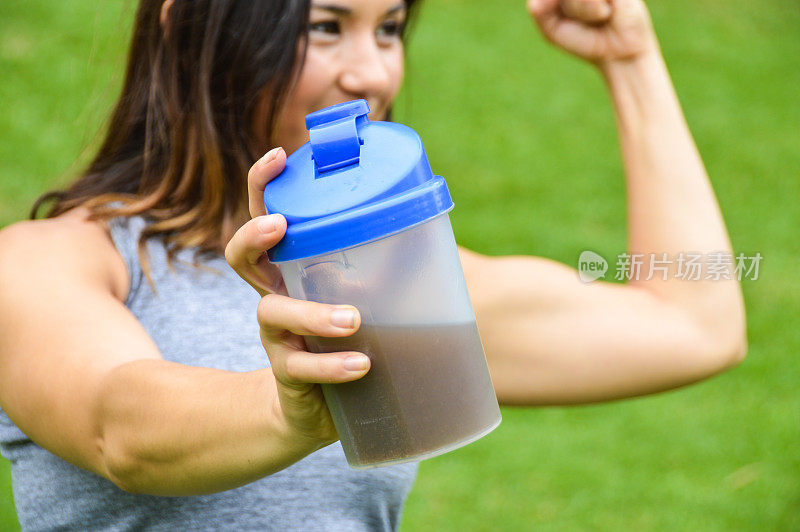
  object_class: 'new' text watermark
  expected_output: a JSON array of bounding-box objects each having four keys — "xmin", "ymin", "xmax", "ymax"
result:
[{"xmin": 578, "ymin": 251, "xmax": 762, "ymax": 283}]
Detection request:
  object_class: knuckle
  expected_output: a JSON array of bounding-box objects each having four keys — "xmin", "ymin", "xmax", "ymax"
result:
[
  {"xmin": 304, "ymin": 307, "xmax": 330, "ymax": 333},
  {"xmin": 283, "ymin": 352, "xmax": 305, "ymax": 383},
  {"xmin": 257, "ymin": 294, "xmax": 278, "ymax": 324},
  {"xmin": 224, "ymin": 229, "xmax": 249, "ymax": 269},
  {"xmin": 247, "ymin": 162, "xmax": 260, "ymax": 185},
  {"xmin": 316, "ymin": 355, "xmax": 342, "ymax": 383},
  {"xmin": 246, "ymin": 216, "xmax": 262, "ymax": 235},
  {"xmin": 259, "ymin": 328, "xmax": 275, "ymax": 352},
  {"xmin": 223, "ymin": 241, "xmax": 237, "ymax": 267}
]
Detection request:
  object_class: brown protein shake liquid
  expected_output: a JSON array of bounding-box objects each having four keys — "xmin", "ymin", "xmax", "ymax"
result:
[{"xmin": 306, "ymin": 321, "xmax": 500, "ymax": 467}]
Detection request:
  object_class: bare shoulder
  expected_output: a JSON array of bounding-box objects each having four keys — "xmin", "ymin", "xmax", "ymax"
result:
[
  {"xmin": 0, "ymin": 208, "xmax": 160, "ymax": 479},
  {"xmin": 0, "ymin": 207, "xmax": 129, "ymax": 302}
]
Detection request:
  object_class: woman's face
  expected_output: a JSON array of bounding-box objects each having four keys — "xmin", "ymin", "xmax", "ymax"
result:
[{"xmin": 269, "ymin": 0, "xmax": 407, "ymax": 155}]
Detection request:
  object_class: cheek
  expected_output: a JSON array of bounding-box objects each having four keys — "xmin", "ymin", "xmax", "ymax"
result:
[
  {"xmin": 292, "ymin": 50, "xmax": 335, "ymax": 103},
  {"xmin": 382, "ymin": 46, "xmax": 404, "ymax": 101},
  {"xmin": 273, "ymin": 50, "xmax": 338, "ymax": 152}
]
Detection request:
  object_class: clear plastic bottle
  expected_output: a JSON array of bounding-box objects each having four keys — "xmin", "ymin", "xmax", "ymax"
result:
[{"xmin": 264, "ymin": 100, "xmax": 501, "ymax": 468}]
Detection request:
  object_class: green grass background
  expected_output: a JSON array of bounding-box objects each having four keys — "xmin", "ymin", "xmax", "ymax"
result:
[{"xmin": 1, "ymin": 0, "xmax": 798, "ymax": 530}]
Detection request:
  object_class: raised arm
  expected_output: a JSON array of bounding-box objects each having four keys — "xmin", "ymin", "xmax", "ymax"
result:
[{"xmin": 462, "ymin": 0, "xmax": 746, "ymax": 405}]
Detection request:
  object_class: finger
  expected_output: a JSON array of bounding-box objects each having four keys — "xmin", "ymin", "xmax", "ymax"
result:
[
  {"xmin": 257, "ymin": 293, "xmax": 361, "ymax": 338},
  {"xmin": 560, "ymin": 0, "xmax": 612, "ymax": 23},
  {"xmin": 528, "ymin": 0, "xmax": 607, "ymax": 57},
  {"xmin": 527, "ymin": 0, "xmax": 569, "ymax": 43},
  {"xmin": 526, "ymin": 0, "xmax": 561, "ymax": 19},
  {"xmin": 248, "ymin": 146, "xmax": 286, "ymax": 219},
  {"xmin": 267, "ymin": 342, "xmax": 370, "ymax": 385},
  {"xmin": 225, "ymin": 214, "xmax": 287, "ymax": 296}
]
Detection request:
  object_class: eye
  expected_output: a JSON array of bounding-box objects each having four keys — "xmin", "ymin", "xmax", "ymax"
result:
[
  {"xmin": 308, "ymin": 20, "xmax": 341, "ymax": 36},
  {"xmin": 376, "ymin": 19, "xmax": 404, "ymax": 39}
]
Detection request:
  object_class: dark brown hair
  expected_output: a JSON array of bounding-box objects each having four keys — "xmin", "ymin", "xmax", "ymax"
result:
[{"xmin": 31, "ymin": 0, "xmax": 421, "ymax": 282}]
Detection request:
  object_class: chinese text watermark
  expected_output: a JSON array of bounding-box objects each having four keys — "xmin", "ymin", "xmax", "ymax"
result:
[{"xmin": 578, "ymin": 251, "xmax": 762, "ymax": 283}]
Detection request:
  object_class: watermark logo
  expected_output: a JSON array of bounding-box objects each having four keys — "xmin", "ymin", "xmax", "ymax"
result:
[
  {"xmin": 578, "ymin": 250, "xmax": 608, "ymax": 283},
  {"xmin": 577, "ymin": 250, "xmax": 762, "ymax": 283}
]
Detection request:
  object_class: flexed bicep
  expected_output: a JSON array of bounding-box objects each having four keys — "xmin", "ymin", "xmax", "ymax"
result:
[{"xmin": 460, "ymin": 247, "xmax": 743, "ymax": 406}]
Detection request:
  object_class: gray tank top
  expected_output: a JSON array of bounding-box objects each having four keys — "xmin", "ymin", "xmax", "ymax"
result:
[{"xmin": 0, "ymin": 212, "xmax": 418, "ymax": 531}]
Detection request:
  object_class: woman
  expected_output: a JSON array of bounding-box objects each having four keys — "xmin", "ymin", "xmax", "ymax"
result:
[{"xmin": 0, "ymin": 0, "xmax": 746, "ymax": 530}]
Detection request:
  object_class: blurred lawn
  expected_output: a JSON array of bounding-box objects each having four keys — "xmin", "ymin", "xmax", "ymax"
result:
[{"xmin": 1, "ymin": 0, "xmax": 798, "ymax": 530}]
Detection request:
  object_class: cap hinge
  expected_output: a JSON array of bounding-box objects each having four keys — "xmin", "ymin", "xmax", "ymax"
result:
[{"xmin": 308, "ymin": 115, "xmax": 366, "ymax": 174}]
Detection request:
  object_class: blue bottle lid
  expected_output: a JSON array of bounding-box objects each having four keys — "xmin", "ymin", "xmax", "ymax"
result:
[{"xmin": 263, "ymin": 99, "xmax": 454, "ymax": 262}]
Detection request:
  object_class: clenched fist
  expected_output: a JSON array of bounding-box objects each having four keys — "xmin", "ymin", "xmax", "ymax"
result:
[{"xmin": 526, "ymin": 0, "xmax": 658, "ymax": 65}]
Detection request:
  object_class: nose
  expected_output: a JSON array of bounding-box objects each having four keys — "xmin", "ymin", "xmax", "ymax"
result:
[{"xmin": 338, "ymin": 34, "xmax": 392, "ymax": 99}]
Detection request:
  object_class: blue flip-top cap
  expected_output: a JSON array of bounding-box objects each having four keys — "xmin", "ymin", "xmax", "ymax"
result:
[{"xmin": 263, "ymin": 99, "xmax": 454, "ymax": 262}]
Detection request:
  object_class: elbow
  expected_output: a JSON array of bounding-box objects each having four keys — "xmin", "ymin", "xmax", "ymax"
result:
[
  {"xmin": 725, "ymin": 333, "xmax": 748, "ymax": 368},
  {"xmin": 92, "ymin": 361, "xmax": 172, "ymax": 495},
  {"xmin": 94, "ymin": 387, "xmax": 147, "ymax": 494},
  {"xmin": 95, "ymin": 393, "xmax": 154, "ymax": 494},
  {"xmin": 700, "ymin": 324, "xmax": 748, "ymax": 376},
  {"xmin": 107, "ymin": 467, "xmax": 143, "ymax": 495},
  {"xmin": 97, "ymin": 434, "xmax": 147, "ymax": 495},
  {"xmin": 687, "ymin": 290, "xmax": 748, "ymax": 375},
  {"xmin": 716, "ymin": 303, "xmax": 749, "ymax": 369}
]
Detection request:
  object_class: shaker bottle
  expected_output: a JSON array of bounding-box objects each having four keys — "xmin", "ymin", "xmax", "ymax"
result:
[{"xmin": 263, "ymin": 99, "xmax": 501, "ymax": 469}]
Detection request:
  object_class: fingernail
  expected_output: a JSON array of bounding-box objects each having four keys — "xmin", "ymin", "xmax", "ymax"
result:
[
  {"xmin": 330, "ymin": 307, "xmax": 357, "ymax": 329},
  {"xmin": 259, "ymin": 147, "xmax": 282, "ymax": 166},
  {"xmin": 257, "ymin": 214, "xmax": 279, "ymax": 234},
  {"xmin": 344, "ymin": 355, "xmax": 369, "ymax": 371}
]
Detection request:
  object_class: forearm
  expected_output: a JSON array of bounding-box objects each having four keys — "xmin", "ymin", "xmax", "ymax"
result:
[
  {"xmin": 600, "ymin": 47, "xmax": 746, "ymax": 353},
  {"xmin": 95, "ymin": 359, "xmax": 323, "ymax": 496}
]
